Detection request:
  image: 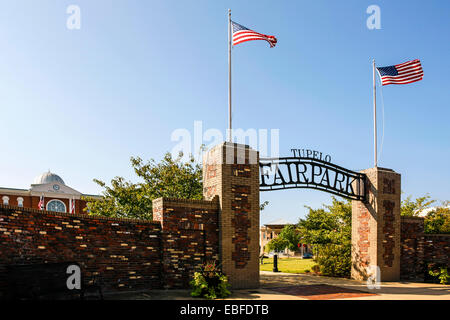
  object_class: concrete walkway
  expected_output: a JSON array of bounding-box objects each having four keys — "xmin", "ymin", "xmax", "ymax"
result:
[
  {"xmin": 257, "ymin": 271, "xmax": 450, "ymax": 300},
  {"xmin": 105, "ymin": 271, "xmax": 450, "ymax": 300}
]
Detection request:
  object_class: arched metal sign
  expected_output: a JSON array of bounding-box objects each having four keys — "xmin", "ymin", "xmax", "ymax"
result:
[{"xmin": 259, "ymin": 157, "xmax": 366, "ymax": 201}]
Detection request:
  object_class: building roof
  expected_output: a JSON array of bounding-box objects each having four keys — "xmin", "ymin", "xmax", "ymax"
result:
[
  {"xmin": 264, "ymin": 218, "xmax": 293, "ymax": 226},
  {"xmin": 33, "ymin": 171, "xmax": 65, "ymax": 185}
]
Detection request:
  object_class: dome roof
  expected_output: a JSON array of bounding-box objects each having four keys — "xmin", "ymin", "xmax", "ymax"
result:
[{"xmin": 33, "ymin": 171, "xmax": 65, "ymax": 185}]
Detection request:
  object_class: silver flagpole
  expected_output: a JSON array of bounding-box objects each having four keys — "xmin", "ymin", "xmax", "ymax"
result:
[
  {"xmin": 373, "ymin": 59, "xmax": 377, "ymax": 167},
  {"xmin": 228, "ymin": 9, "xmax": 232, "ymax": 142}
]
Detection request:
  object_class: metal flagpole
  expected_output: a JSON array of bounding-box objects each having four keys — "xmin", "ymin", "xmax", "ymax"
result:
[
  {"xmin": 373, "ymin": 59, "xmax": 377, "ymax": 168},
  {"xmin": 228, "ymin": 9, "xmax": 232, "ymax": 142}
]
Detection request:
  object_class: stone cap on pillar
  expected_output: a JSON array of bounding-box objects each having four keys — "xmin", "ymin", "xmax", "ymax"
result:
[{"xmin": 203, "ymin": 142, "xmax": 259, "ymax": 165}]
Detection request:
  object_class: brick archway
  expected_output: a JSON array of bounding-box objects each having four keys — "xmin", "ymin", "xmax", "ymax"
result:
[{"xmin": 201, "ymin": 143, "xmax": 401, "ymax": 288}]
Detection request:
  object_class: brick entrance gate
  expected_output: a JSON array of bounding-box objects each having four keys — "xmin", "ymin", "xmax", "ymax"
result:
[
  {"xmin": 156, "ymin": 142, "xmax": 403, "ymax": 287},
  {"xmin": 198, "ymin": 143, "xmax": 403, "ymax": 285}
]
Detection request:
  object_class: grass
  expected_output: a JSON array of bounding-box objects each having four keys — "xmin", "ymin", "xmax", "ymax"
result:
[{"xmin": 260, "ymin": 257, "xmax": 317, "ymax": 274}]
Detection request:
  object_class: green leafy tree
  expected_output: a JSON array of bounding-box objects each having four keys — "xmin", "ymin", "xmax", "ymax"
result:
[
  {"xmin": 278, "ymin": 225, "xmax": 301, "ymax": 252},
  {"xmin": 265, "ymin": 236, "xmax": 288, "ymax": 253},
  {"xmin": 84, "ymin": 152, "xmax": 202, "ymax": 220},
  {"xmin": 297, "ymin": 197, "xmax": 352, "ymax": 277},
  {"xmin": 84, "ymin": 151, "xmax": 268, "ymax": 221},
  {"xmin": 401, "ymin": 194, "xmax": 435, "ymax": 217},
  {"xmin": 424, "ymin": 202, "xmax": 450, "ymax": 234}
]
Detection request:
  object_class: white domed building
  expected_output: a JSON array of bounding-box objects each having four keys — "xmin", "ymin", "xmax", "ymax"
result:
[{"xmin": 0, "ymin": 171, "xmax": 100, "ymax": 214}]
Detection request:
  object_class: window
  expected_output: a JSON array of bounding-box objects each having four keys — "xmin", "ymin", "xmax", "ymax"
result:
[
  {"xmin": 2, "ymin": 196, "xmax": 9, "ymax": 205},
  {"xmin": 17, "ymin": 197, "xmax": 24, "ymax": 207},
  {"xmin": 46, "ymin": 199, "xmax": 66, "ymax": 213}
]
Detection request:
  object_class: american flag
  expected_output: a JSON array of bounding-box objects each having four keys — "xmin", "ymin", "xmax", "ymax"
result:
[
  {"xmin": 376, "ymin": 59, "xmax": 423, "ymax": 86},
  {"xmin": 231, "ymin": 21, "xmax": 277, "ymax": 48},
  {"xmin": 38, "ymin": 195, "xmax": 44, "ymax": 210},
  {"xmin": 70, "ymin": 198, "xmax": 75, "ymax": 214}
]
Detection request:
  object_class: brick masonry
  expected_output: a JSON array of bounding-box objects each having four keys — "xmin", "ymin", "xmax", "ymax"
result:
[
  {"xmin": 0, "ymin": 197, "xmax": 222, "ymax": 295},
  {"xmin": 400, "ymin": 216, "xmax": 450, "ymax": 280},
  {"xmin": 203, "ymin": 143, "xmax": 260, "ymax": 289},
  {"xmin": 152, "ymin": 197, "xmax": 220, "ymax": 289},
  {"xmin": 352, "ymin": 167, "xmax": 401, "ymax": 281},
  {"xmin": 0, "ymin": 205, "xmax": 162, "ymax": 296}
]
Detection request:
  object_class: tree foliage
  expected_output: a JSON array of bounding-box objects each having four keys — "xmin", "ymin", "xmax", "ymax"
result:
[
  {"xmin": 265, "ymin": 236, "xmax": 288, "ymax": 253},
  {"xmin": 278, "ymin": 225, "xmax": 301, "ymax": 252},
  {"xmin": 401, "ymin": 194, "xmax": 435, "ymax": 217},
  {"xmin": 83, "ymin": 152, "xmax": 202, "ymax": 220},
  {"xmin": 401, "ymin": 194, "xmax": 449, "ymax": 234},
  {"xmin": 297, "ymin": 197, "xmax": 352, "ymax": 277},
  {"xmin": 424, "ymin": 202, "xmax": 450, "ymax": 234},
  {"xmin": 298, "ymin": 197, "xmax": 352, "ymax": 246},
  {"xmin": 84, "ymin": 151, "xmax": 269, "ymax": 221}
]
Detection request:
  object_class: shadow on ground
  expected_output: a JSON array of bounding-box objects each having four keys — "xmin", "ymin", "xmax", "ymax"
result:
[{"xmin": 103, "ymin": 271, "xmax": 450, "ymax": 300}]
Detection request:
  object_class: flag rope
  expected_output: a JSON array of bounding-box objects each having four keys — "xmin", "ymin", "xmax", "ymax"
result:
[{"xmin": 377, "ymin": 76, "xmax": 386, "ymax": 164}]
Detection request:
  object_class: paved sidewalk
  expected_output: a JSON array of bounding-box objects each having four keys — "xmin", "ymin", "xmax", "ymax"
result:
[
  {"xmin": 258, "ymin": 271, "xmax": 450, "ymax": 300},
  {"xmin": 105, "ymin": 271, "xmax": 450, "ymax": 300}
]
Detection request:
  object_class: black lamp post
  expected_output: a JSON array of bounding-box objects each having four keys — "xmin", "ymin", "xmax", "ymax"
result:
[{"xmin": 273, "ymin": 254, "xmax": 279, "ymax": 272}]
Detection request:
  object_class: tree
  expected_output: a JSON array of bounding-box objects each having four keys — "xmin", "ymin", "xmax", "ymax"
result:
[
  {"xmin": 298, "ymin": 197, "xmax": 352, "ymax": 246},
  {"xmin": 297, "ymin": 197, "xmax": 352, "ymax": 277},
  {"xmin": 84, "ymin": 152, "xmax": 202, "ymax": 220},
  {"xmin": 401, "ymin": 194, "xmax": 435, "ymax": 217},
  {"xmin": 265, "ymin": 236, "xmax": 288, "ymax": 253},
  {"xmin": 278, "ymin": 225, "xmax": 300, "ymax": 253},
  {"xmin": 84, "ymin": 151, "xmax": 268, "ymax": 221},
  {"xmin": 424, "ymin": 202, "xmax": 450, "ymax": 234}
]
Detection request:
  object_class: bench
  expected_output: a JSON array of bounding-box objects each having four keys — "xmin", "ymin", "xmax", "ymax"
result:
[{"xmin": 4, "ymin": 262, "xmax": 103, "ymax": 300}]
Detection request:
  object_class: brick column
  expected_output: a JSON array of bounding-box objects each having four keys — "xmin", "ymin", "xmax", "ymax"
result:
[
  {"xmin": 351, "ymin": 167, "xmax": 401, "ymax": 281},
  {"xmin": 203, "ymin": 142, "xmax": 260, "ymax": 289}
]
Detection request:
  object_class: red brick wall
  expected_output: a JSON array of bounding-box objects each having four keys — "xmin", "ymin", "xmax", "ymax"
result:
[
  {"xmin": 231, "ymin": 185, "xmax": 251, "ymax": 268},
  {"xmin": 153, "ymin": 197, "xmax": 220, "ymax": 289},
  {"xmin": 0, "ymin": 205, "xmax": 162, "ymax": 296},
  {"xmin": 400, "ymin": 217, "xmax": 450, "ymax": 280},
  {"xmin": 0, "ymin": 195, "xmax": 222, "ymax": 296},
  {"xmin": 400, "ymin": 217, "xmax": 425, "ymax": 280}
]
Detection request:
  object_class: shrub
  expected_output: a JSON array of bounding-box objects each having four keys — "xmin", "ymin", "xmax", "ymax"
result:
[
  {"xmin": 311, "ymin": 265, "xmax": 320, "ymax": 274},
  {"xmin": 190, "ymin": 261, "xmax": 231, "ymax": 299},
  {"xmin": 314, "ymin": 243, "xmax": 351, "ymax": 278},
  {"xmin": 428, "ymin": 263, "xmax": 449, "ymax": 285}
]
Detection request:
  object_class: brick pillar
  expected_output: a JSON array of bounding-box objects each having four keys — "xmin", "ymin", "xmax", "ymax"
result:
[
  {"xmin": 203, "ymin": 142, "xmax": 260, "ymax": 289},
  {"xmin": 351, "ymin": 167, "xmax": 401, "ymax": 281}
]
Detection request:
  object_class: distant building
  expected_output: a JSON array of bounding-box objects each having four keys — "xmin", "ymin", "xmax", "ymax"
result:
[
  {"xmin": 0, "ymin": 171, "xmax": 100, "ymax": 214},
  {"xmin": 260, "ymin": 218, "xmax": 312, "ymax": 256}
]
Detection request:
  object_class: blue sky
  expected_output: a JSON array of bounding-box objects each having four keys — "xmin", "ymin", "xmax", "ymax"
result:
[{"xmin": 0, "ymin": 1, "xmax": 449, "ymax": 225}]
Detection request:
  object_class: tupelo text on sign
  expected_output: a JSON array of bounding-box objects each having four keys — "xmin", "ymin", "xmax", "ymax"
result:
[{"xmin": 290, "ymin": 148, "xmax": 331, "ymax": 163}]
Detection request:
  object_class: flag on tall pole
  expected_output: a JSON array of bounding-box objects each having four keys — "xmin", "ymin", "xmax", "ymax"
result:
[
  {"xmin": 376, "ymin": 59, "xmax": 423, "ymax": 86},
  {"xmin": 231, "ymin": 21, "xmax": 277, "ymax": 47},
  {"xmin": 227, "ymin": 10, "xmax": 278, "ymax": 142},
  {"xmin": 228, "ymin": 9, "xmax": 232, "ymax": 142},
  {"xmin": 372, "ymin": 59, "xmax": 424, "ymax": 167}
]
